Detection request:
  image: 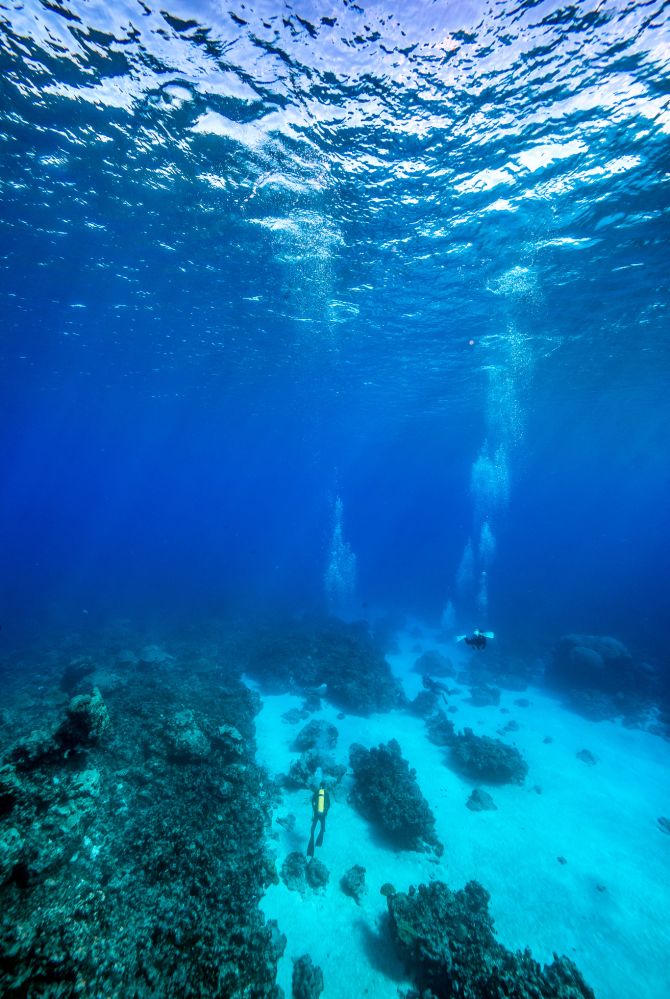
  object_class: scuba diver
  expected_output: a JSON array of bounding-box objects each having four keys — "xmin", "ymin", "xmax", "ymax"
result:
[
  {"xmin": 456, "ymin": 629, "xmax": 494, "ymax": 650},
  {"xmin": 422, "ymin": 674, "xmax": 452, "ymax": 705},
  {"xmin": 307, "ymin": 781, "xmax": 330, "ymax": 857}
]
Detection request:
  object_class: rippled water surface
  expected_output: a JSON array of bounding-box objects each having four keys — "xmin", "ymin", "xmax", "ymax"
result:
[{"xmin": 0, "ymin": 0, "xmax": 669, "ymax": 629}]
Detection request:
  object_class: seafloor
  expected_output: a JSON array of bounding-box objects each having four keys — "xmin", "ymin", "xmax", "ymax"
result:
[{"xmin": 1, "ymin": 615, "xmax": 668, "ymax": 998}]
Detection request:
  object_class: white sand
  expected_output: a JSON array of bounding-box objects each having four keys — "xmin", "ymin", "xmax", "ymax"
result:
[{"xmin": 251, "ymin": 632, "xmax": 670, "ymax": 998}]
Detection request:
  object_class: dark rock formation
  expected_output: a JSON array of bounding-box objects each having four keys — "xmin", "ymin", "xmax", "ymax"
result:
[
  {"xmin": 576, "ymin": 749, "xmax": 597, "ymax": 766},
  {"xmin": 164, "ymin": 708, "xmax": 211, "ymax": 762},
  {"xmin": 425, "ymin": 710, "xmax": 456, "ymax": 747},
  {"xmin": 349, "ymin": 740, "xmax": 442, "ymax": 854},
  {"xmin": 466, "ymin": 788, "xmax": 497, "ymax": 811},
  {"xmin": 451, "ymin": 728, "xmax": 528, "ymax": 784},
  {"xmin": 387, "ymin": 880, "xmax": 595, "ymax": 998},
  {"xmin": 285, "ymin": 750, "xmax": 346, "ymax": 790},
  {"xmin": 547, "ymin": 634, "xmax": 648, "ymax": 698},
  {"xmin": 56, "ymin": 688, "xmax": 110, "ymax": 750},
  {"xmin": 245, "ymin": 616, "xmax": 405, "ymax": 714},
  {"xmin": 294, "ymin": 720, "xmax": 339, "ymax": 753},
  {"xmin": 469, "ymin": 684, "xmax": 501, "ymax": 707},
  {"xmin": 413, "ymin": 650, "xmax": 454, "ymax": 677},
  {"xmin": 281, "ymin": 851, "xmax": 309, "ymax": 895},
  {"xmin": 292, "ymin": 953, "xmax": 324, "ymax": 999},
  {"xmin": 306, "ymin": 857, "xmax": 329, "ymax": 891},
  {"xmin": 658, "ymin": 817, "xmax": 670, "ymax": 835},
  {"xmin": 0, "ymin": 663, "xmax": 282, "ymax": 997},
  {"xmin": 60, "ymin": 657, "xmax": 95, "ymax": 694},
  {"xmin": 341, "ymin": 864, "xmax": 366, "ymax": 903},
  {"xmin": 408, "ymin": 689, "xmax": 441, "ymax": 718},
  {"xmin": 277, "ymin": 813, "xmax": 296, "ymax": 832}
]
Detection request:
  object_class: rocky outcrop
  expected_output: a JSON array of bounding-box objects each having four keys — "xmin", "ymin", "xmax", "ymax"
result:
[
  {"xmin": 547, "ymin": 634, "xmax": 648, "ymax": 697},
  {"xmin": 341, "ymin": 864, "xmax": 366, "ymax": 903},
  {"xmin": 349, "ymin": 740, "xmax": 442, "ymax": 854},
  {"xmin": 387, "ymin": 880, "xmax": 595, "ymax": 998},
  {"xmin": 292, "ymin": 953, "xmax": 324, "ymax": 999},
  {"xmin": 466, "ymin": 788, "xmax": 497, "ymax": 811},
  {"xmin": 293, "ymin": 720, "xmax": 339, "ymax": 753},
  {"xmin": 451, "ymin": 728, "xmax": 528, "ymax": 784}
]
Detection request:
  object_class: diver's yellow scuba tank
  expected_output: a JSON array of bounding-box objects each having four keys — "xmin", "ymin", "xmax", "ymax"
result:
[{"xmin": 316, "ymin": 788, "xmax": 326, "ymax": 814}]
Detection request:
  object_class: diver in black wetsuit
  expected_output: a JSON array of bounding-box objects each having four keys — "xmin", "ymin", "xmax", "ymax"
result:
[
  {"xmin": 307, "ymin": 782, "xmax": 330, "ymax": 857},
  {"xmin": 457, "ymin": 629, "xmax": 494, "ymax": 650}
]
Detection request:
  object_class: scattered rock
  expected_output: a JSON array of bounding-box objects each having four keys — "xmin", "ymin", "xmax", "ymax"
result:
[
  {"xmin": 341, "ymin": 864, "xmax": 366, "ymax": 903},
  {"xmin": 514, "ymin": 698, "xmax": 531, "ymax": 708},
  {"xmin": 466, "ymin": 788, "xmax": 497, "ymax": 812},
  {"xmin": 576, "ymin": 749, "xmax": 597, "ymax": 766},
  {"xmin": 657, "ymin": 816, "xmax": 670, "ymax": 835},
  {"xmin": 277, "ymin": 813, "xmax": 296, "ymax": 832},
  {"xmin": 557, "ymin": 855, "xmax": 567, "ymax": 865},
  {"xmin": 543, "ymin": 736, "xmax": 553, "ymax": 744}
]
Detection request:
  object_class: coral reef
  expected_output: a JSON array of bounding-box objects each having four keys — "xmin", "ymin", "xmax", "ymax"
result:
[
  {"xmin": 349, "ymin": 740, "xmax": 442, "ymax": 854},
  {"xmin": 292, "ymin": 953, "xmax": 324, "ymax": 999},
  {"xmin": 245, "ymin": 616, "xmax": 405, "ymax": 714},
  {"xmin": 451, "ymin": 728, "xmax": 528, "ymax": 784},
  {"xmin": 387, "ymin": 879, "xmax": 595, "ymax": 998},
  {"xmin": 0, "ymin": 657, "xmax": 283, "ymax": 997}
]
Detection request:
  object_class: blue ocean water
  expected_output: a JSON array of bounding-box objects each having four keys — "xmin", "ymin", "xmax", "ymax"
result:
[
  {"xmin": 1, "ymin": 0, "xmax": 668, "ymax": 650},
  {"xmin": 1, "ymin": 2, "xmax": 669, "ymax": 997}
]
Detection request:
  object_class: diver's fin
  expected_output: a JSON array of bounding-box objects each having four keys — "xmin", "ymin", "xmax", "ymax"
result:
[
  {"xmin": 315, "ymin": 828, "xmax": 324, "ymax": 848},
  {"xmin": 481, "ymin": 631, "xmax": 495, "ymax": 639},
  {"xmin": 455, "ymin": 635, "xmax": 467, "ymax": 643},
  {"xmin": 307, "ymin": 834, "xmax": 315, "ymax": 857}
]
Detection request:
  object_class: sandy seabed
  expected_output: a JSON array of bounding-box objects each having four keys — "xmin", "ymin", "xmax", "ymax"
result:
[{"xmin": 252, "ymin": 630, "xmax": 670, "ymax": 999}]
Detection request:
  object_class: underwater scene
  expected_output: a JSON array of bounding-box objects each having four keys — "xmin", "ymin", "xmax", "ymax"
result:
[{"xmin": 1, "ymin": 1, "xmax": 669, "ymax": 996}]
